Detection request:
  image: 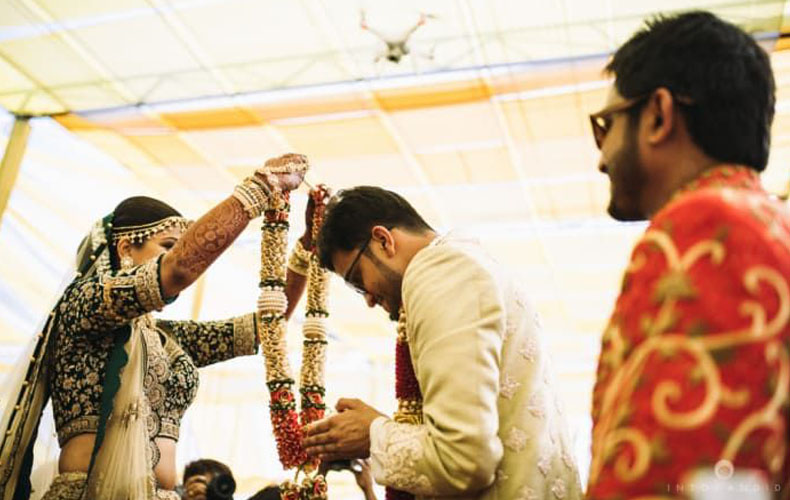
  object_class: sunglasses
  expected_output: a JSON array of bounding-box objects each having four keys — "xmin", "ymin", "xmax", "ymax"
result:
[{"xmin": 589, "ymin": 91, "xmax": 694, "ymax": 150}]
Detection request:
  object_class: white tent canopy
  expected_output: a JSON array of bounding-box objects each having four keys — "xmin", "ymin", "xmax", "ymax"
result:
[{"xmin": 1, "ymin": 0, "xmax": 789, "ymax": 496}]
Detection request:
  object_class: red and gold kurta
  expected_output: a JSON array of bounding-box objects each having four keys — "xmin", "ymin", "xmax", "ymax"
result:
[{"xmin": 587, "ymin": 165, "xmax": 790, "ymax": 499}]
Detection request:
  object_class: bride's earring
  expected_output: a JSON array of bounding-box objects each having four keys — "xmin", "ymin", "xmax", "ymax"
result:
[{"xmin": 120, "ymin": 255, "xmax": 134, "ymax": 270}]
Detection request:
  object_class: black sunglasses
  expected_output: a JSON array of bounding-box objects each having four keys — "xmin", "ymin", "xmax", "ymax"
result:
[
  {"xmin": 589, "ymin": 91, "xmax": 695, "ymax": 149},
  {"xmin": 343, "ymin": 236, "xmax": 372, "ymax": 295}
]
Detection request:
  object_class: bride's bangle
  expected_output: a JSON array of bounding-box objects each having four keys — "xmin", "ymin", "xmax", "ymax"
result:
[
  {"xmin": 232, "ymin": 176, "xmax": 272, "ymax": 219},
  {"xmin": 287, "ymin": 238, "xmax": 312, "ymax": 276}
]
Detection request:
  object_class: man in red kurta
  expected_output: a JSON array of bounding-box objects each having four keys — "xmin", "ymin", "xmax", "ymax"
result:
[{"xmin": 587, "ymin": 11, "xmax": 789, "ymax": 499}]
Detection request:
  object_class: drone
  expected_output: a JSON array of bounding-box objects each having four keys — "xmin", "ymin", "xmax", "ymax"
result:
[{"xmin": 360, "ymin": 10, "xmax": 436, "ymax": 64}]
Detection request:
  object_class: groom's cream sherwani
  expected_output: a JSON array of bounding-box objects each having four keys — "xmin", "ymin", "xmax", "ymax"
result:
[{"xmin": 369, "ymin": 233, "xmax": 581, "ymax": 500}]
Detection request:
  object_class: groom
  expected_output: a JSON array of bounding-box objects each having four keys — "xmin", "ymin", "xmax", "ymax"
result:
[{"xmin": 304, "ymin": 186, "xmax": 581, "ymax": 499}]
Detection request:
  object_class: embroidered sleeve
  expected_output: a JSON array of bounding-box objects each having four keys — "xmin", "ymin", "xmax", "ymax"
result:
[
  {"xmin": 156, "ymin": 312, "xmax": 258, "ymax": 367},
  {"xmin": 587, "ymin": 190, "xmax": 790, "ymax": 498},
  {"xmin": 379, "ymin": 245, "xmax": 504, "ymax": 495},
  {"xmin": 369, "ymin": 417, "xmax": 435, "ymax": 495},
  {"xmin": 57, "ymin": 255, "xmax": 167, "ymax": 337}
]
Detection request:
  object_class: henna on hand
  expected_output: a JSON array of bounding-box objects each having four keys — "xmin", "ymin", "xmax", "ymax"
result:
[{"xmin": 160, "ymin": 196, "xmax": 249, "ymax": 298}]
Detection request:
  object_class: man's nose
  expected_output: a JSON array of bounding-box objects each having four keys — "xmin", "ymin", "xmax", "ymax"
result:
[
  {"xmin": 598, "ymin": 156, "xmax": 608, "ymax": 174},
  {"xmin": 365, "ymin": 292, "xmax": 376, "ymax": 308}
]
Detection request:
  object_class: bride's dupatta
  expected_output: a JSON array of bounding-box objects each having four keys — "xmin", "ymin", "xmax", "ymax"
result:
[
  {"xmin": 0, "ymin": 214, "xmax": 152, "ymax": 500},
  {"xmin": 0, "ymin": 310, "xmax": 59, "ymax": 500}
]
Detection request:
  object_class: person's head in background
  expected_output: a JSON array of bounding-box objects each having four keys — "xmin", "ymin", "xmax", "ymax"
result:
[
  {"xmin": 246, "ymin": 485, "xmax": 280, "ymax": 500},
  {"xmin": 181, "ymin": 458, "xmax": 234, "ymax": 500},
  {"xmin": 591, "ymin": 11, "xmax": 775, "ymax": 221}
]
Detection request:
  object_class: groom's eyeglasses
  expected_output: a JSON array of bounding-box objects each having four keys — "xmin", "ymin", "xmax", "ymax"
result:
[{"xmin": 343, "ymin": 236, "xmax": 371, "ymax": 295}]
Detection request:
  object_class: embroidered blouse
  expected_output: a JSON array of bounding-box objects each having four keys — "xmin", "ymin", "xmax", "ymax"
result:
[
  {"xmin": 50, "ymin": 255, "xmax": 258, "ymax": 465},
  {"xmin": 587, "ymin": 165, "xmax": 790, "ymax": 497}
]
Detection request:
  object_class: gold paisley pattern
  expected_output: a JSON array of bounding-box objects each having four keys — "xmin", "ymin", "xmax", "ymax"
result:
[
  {"xmin": 232, "ymin": 313, "xmax": 257, "ymax": 356},
  {"xmin": 157, "ymin": 314, "xmax": 258, "ymax": 367},
  {"xmin": 588, "ymin": 166, "xmax": 790, "ymax": 498},
  {"xmin": 51, "ymin": 256, "xmax": 258, "ymax": 455},
  {"xmin": 41, "ymin": 472, "xmax": 180, "ymax": 499}
]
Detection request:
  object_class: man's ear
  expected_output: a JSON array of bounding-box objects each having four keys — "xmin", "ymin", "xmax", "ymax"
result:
[
  {"xmin": 370, "ymin": 225, "xmax": 396, "ymax": 257},
  {"xmin": 646, "ymin": 87, "xmax": 676, "ymax": 146}
]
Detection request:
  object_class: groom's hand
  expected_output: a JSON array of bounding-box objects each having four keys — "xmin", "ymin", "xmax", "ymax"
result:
[{"xmin": 303, "ymin": 398, "xmax": 386, "ymax": 462}]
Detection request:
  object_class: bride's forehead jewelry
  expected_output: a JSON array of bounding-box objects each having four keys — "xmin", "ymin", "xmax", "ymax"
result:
[{"xmin": 112, "ymin": 216, "xmax": 191, "ymax": 244}]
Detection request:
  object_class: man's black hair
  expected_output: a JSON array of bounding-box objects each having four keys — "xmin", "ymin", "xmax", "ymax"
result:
[
  {"xmin": 607, "ymin": 10, "xmax": 775, "ymax": 171},
  {"xmin": 317, "ymin": 186, "xmax": 433, "ymax": 271},
  {"xmin": 247, "ymin": 486, "xmax": 280, "ymax": 500},
  {"xmin": 183, "ymin": 458, "xmax": 233, "ymax": 481}
]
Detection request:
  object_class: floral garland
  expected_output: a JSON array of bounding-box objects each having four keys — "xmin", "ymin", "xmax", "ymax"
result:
[
  {"xmin": 387, "ymin": 307, "xmax": 423, "ymax": 500},
  {"xmin": 258, "ymin": 174, "xmax": 330, "ymax": 499},
  {"xmin": 298, "ymin": 187, "xmax": 330, "ymax": 451}
]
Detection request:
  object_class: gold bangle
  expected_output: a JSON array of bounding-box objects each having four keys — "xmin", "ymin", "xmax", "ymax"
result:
[
  {"xmin": 287, "ymin": 239, "xmax": 311, "ymax": 276},
  {"xmin": 232, "ymin": 177, "xmax": 270, "ymax": 219}
]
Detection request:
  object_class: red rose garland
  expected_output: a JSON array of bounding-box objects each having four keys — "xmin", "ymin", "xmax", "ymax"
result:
[
  {"xmin": 386, "ymin": 307, "xmax": 423, "ymax": 500},
  {"xmin": 298, "ymin": 186, "xmax": 331, "ymax": 470},
  {"xmin": 259, "ymin": 189, "xmax": 308, "ymax": 468},
  {"xmin": 258, "ymin": 177, "xmax": 330, "ymax": 498}
]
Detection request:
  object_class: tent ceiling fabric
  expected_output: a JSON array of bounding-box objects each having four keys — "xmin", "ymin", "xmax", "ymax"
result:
[
  {"xmin": 0, "ymin": 0, "xmax": 785, "ymax": 115},
  {"xmin": 2, "ymin": 0, "xmax": 790, "ymax": 492}
]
